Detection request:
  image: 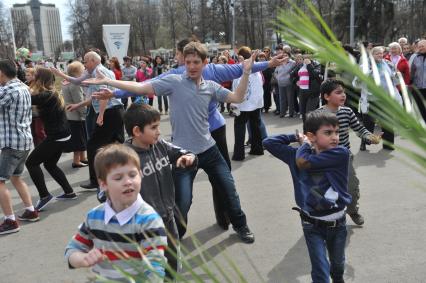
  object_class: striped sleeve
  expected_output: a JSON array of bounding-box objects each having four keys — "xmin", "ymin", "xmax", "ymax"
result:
[
  {"xmin": 347, "ymin": 108, "xmax": 371, "ymax": 139},
  {"xmin": 64, "ymin": 218, "xmax": 94, "ymax": 265}
]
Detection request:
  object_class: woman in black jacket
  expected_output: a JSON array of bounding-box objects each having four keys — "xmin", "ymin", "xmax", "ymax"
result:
[{"xmin": 26, "ymin": 68, "xmax": 77, "ymax": 211}]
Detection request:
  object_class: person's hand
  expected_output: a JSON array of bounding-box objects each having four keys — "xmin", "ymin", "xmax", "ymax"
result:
[
  {"xmin": 268, "ymin": 53, "xmax": 286, "ymax": 68},
  {"xmin": 368, "ymin": 133, "xmax": 382, "ymax": 144},
  {"xmin": 176, "ymin": 154, "xmax": 195, "ymax": 168},
  {"xmin": 243, "ymin": 50, "xmax": 259, "ymax": 74},
  {"xmin": 66, "ymin": 103, "xmax": 80, "ymax": 112},
  {"xmin": 82, "ymin": 69, "xmax": 109, "ymax": 85},
  {"xmin": 92, "ymin": 88, "xmax": 114, "ymax": 100},
  {"xmin": 295, "ymin": 129, "xmax": 304, "ymax": 144},
  {"xmin": 80, "ymin": 248, "xmax": 105, "ymax": 267},
  {"xmin": 50, "ymin": 67, "xmax": 64, "ymax": 77},
  {"xmin": 96, "ymin": 114, "xmax": 104, "ymax": 126},
  {"xmin": 303, "ymin": 58, "xmax": 312, "ymax": 65}
]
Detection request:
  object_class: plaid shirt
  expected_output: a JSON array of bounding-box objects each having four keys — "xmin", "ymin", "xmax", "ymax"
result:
[{"xmin": 0, "ymin": 78, "xmax": 33, "ymax": 150}]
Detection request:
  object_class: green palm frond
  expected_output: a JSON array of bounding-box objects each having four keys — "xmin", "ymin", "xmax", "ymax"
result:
[{"xmin": 276, "ymin": 0, "xmax": 426, "ymax": 173}]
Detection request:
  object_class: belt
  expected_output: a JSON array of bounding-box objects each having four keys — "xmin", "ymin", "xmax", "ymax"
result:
[{"xmin": 292, "ymin": 207, "xmax": 345, "ymax": 228}]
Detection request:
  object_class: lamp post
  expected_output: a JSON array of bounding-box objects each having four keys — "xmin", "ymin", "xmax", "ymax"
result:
[
  {"xmin": 349, "ymin": 0, "xmax": 355, "ymax": 46},
  {"xmin": 231, "ymin": 0, "xmax": 235, "ymax": 55}
]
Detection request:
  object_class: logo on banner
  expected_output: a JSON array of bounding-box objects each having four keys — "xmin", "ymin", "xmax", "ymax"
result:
[{"xmin": 114, "ymin": 41, "xmax": 122, "ymax": 49}]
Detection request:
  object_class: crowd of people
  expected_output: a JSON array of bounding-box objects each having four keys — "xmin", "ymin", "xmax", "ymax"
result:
[{"xmin": 1, "ymin": 35, "xmax": 425, "ymax": 282}]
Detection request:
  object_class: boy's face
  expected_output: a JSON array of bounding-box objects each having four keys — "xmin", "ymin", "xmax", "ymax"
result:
[
  {"xmin": 324, "ymin": 85, "xmax": 346, "ymax": 107},
  {"xmin": 99, "ymin": 162, "xmax": 142, "ymax": 212},
  {"xmin": 308, "ymin": 125, "xmax": 339, "ymax": 152},
  {"xmin": 184, "ymin": 54, "xmax": 207, "ymax": 80},
  {"xmin": 133, "ymin": 120, "xmax": 161, "ymax": 146}
]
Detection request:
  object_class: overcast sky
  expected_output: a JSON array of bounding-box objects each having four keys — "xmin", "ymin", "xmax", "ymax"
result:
[{"xmin": 4, "ymin": 0, "xmax": 71, "ymax": 40}]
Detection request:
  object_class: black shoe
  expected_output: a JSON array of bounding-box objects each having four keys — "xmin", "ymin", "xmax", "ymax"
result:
[
  {"xmin": 359, "ymin": 142, "xmax": 366, "ymax": 151},
  {"xmin": 80, "ymin": 182, "xmax": 98, "ymax": 191},
  {"xmin": 80, "ymin": 160, "xmax": 89, "ymax": 165},
  {"xmin": 216, "ymin": 213, "xmax": 230, "ymax": 231},
  {"xmin": 232, "ymin": 155, "xmax": 245, "ymax": 161},
  {"xmin": 234, "ymin": 225, "xmax": 255, "ymax": 243},
  {"xmin": 248, "ymin": 151, "xmax": 264, "ymax": 156},
  {"xmin": 97, "ymin": 190, "xmax": 107, "ymax": 203},
  {"xmin": 274, "ymin": 110, "xmax": 280, "ymax": 115},
  {"xmin": 349, "ymin": 213, "xmax": 364, "ymax": 225}
]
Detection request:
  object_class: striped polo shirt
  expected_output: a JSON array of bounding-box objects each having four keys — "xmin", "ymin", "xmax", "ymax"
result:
[
  {"xmin": 65, "ymin": 195, "xmax": 167, "ymax": 282},
  {"xmin": 298, "ymin": 65, "xmax": 310, "ymax": 90},
  {"xmin": 318, "ymin": 106, "xmax": 371, "ymax": 149},
  {"xmin": 0, "ymin": 78, "xmax": 33, "ymax": 150}
]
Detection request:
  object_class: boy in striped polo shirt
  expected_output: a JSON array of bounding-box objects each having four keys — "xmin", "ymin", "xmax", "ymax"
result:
[
  {"xmin": 65, "ymin": 144, "xmax": 167, "ymax": 282},
  {"xmin": 317, "ymin": 79, "xmax": 381, "ymax": 225}
]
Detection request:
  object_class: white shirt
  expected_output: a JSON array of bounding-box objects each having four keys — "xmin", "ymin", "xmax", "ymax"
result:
[
  {"xmin": 232, "ymin": 72, "xmax": 264, "ymax": 111},
  {"xmin": 104, "ymin": 194, "xmax": 143, "ymax": 226}
]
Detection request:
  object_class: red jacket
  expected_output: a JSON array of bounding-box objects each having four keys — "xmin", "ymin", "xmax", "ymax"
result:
[{"xmin": 384, "ymin": 54, "xmax": 410, "ymax": 85}]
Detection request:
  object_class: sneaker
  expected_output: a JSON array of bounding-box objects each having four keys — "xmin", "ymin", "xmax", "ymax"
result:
[
  {"xmin": 35, "ymin": 195, "xmax": 54, "ymax": 211},
  {"xmin": 97, "ymin": 190, "xmax": 107, "ymax": 203},
  {"xmin": 234, "ymin": 225, "xmax": 255, "ymax": 244},
  {"xmin": 0, "ymin": 219, "xmax": 20, "ymax": 235},
  {"xmin": 349, "ymin": 213, "xmax": 365, "ymax": 225},
  {"xmin": 18, "ymin": 209, "xmax": 40, "ymax": 222},
  {"xmin": 56, "ymin": 193, "xmax": 77, "ymax": 200},
  {"xmin": 80, "ymin": 182, "xmax": 98, "ymax": 191}
]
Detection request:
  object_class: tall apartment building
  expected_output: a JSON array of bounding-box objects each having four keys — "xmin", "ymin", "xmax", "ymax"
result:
[{"xmin": 11, "ymin": 0, "xmax": 63, "ymax": 57}]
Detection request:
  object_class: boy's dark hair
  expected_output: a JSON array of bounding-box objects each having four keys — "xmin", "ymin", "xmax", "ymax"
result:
[
  {"xmin": 305, "ymin": 111, "xmax": 339, "ymax": 134},
  {"xmin": 177, "ymin": 35, "xmax": 200, "ymax": 53},
  {"xmin": 95, "ymin": 143, "xmax": 141, "ymax": 182},
  {"xmin": 183, "ymin": 42, "xmax": 208, "ymax": 61},
  {"xmin": 320, "ymin": 79, "xmax": 344, "ymax": 104},
  {"xmin": 0, "ymin": 59, "xmax": 17, "ymax": 78},
  {"xmin": 123, "ymin": 103, "xmax": 161, "ymax": 136}
]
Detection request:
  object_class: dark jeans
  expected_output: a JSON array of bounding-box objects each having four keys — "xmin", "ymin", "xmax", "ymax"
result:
[
  {"xmin": 210, "ymin": 125, "xmax": 231, "ymax": 227},
  {"xmin": 232, "ymin": 109, "xmax": 263, "ymax": 160},
  {"xmin": 347, "ymin": 154, "xmax": 360, "ymax": 215},
  {"xmin": 247, "ymin": 115, "xmax": 268, "ymax": 143},
  {"xmin": 173, "ymin": 145, "xmax": 247, "ymax": 237},
  {"xmin": 158, "ymin": 95, "xmax": 168, "ymax": 112},
  {"xmin": 87, "ymin": 107, "xmax": 124, "ymax": 185},
  {"xmin": 273, "ymin": 86, "xmax": 280, "ymax": 112},
  {"xmin": 26, "ymin": 138, "xmax": 74, "ymax": 198},
  {"xmin": 302, "ymin": 218, "xmax": 347, "ymax": 283}
]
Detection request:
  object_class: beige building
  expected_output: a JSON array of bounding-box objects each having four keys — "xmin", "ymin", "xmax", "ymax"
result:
[{"xmin": 11, "ymin": 0, "xmax": 63, "ymax": 57}]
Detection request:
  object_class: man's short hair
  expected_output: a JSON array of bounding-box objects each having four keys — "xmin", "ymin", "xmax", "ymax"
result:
[
  {"xmin": 183, "ymin": 42, "xmax": 208, "ymax": 61},
  {"xmin": 123, "ymin": 56, "xmax": 131, "ymax": 61},
  {"xmin": 94, "ymin": 143, "xmax": 141, "ymax": 182},
  {"xmin": 305, "ymin": 111, "xmax": 339, "ymax": 134},
  {"xmin": 320, "ymin": 79, "xmax": 345, "ymax": 103},
  {"xmin": 123, "ymin": 104, "xmax": 161, "ymax": 136},
  {"xmin": 177, "ymin": 35, "xmax": 200, "ymax": 53},
  {"xmin": 0, "ymin": 59, "xmax": 17, "ymax": 78}
]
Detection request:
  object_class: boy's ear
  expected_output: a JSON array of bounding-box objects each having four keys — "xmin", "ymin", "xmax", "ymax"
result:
[
  {"xmin": 306, "ymin": 132, "xmax": 316, "ymax": 143},
  {"xmin": 132, "ymin": 125, "xmax": 142, "ymax": 137},
  {"xmin": 203, "ymin": 58, "xmax": 208, "ymax": 65},
  {"xmin": 98, "ymin": 179, "xmax": 107, "ymax": 191}
]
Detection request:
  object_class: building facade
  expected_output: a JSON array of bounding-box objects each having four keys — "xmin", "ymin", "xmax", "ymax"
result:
[{"xmin": 11, "ymin": 0, "xmax": 62, "ymax": 58}]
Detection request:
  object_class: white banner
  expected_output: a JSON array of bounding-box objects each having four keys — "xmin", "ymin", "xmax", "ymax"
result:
[{"xmin": 102, "ymin": 24, "xmax": 131, "ymax": 64}]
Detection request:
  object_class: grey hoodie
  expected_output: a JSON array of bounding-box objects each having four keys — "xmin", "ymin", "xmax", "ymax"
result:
[{"xmin": 125, "ymin": 139, "xmax": 196, "ymax": 220}]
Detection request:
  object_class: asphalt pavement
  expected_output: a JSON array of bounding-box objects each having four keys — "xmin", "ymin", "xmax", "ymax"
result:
[{"xmin": 1, "ymin": 111, "xmax": 425, "ymax": 283}]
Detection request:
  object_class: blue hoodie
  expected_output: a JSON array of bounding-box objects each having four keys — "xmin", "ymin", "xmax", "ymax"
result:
[{"xmin": 263, "ymin": 134, "xmax": 351, "ymax": 217}]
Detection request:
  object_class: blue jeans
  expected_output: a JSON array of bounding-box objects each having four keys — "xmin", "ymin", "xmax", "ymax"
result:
[
  {"xmin": 173, "ymin": 145, "xmax": 247, "ymax": 237},
  {"xmin": 247, "ymin": 114, "xmax": 268, "ymax": 142},
  {"xmin": 302, "ymin": 217, "xmax": 347, "ymax": 283}
]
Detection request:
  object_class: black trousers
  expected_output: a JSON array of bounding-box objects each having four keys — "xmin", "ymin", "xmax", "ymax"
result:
[
  {"xmin": 232, "ymin": 109, "xmax": 263, "ymax": 160},
  {"xmin": 87, "ymin": 107, "xmax": 124, "ymax": 185},
  {"xmin": 26, "ymin": 138, "xmax": 74, "ymax": 198},
  {"xmin": 263, "ymin": 83, "xmax": 272, "ymax": 111}
]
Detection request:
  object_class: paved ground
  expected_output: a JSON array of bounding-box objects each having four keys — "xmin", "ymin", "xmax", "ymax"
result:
[{"xmin": 1, "ymin": 112, "xmax": 426, "ymax": 283}]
